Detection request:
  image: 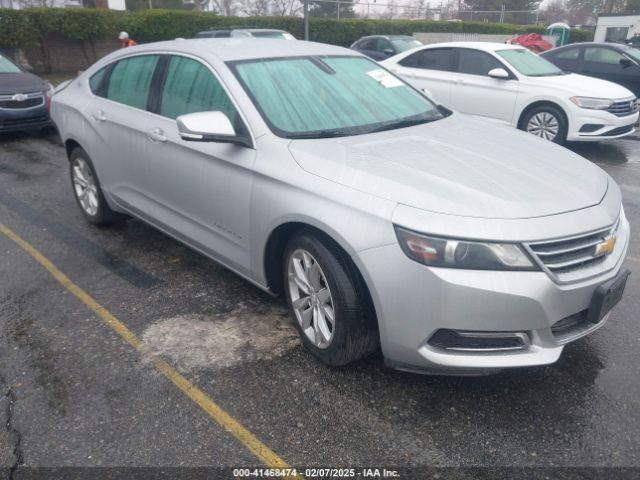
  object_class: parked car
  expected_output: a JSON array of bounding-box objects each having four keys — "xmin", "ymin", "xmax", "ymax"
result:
[
  {"xmin": 51, "ymin": 39, "xmax": 629, "ymax": 375},
  {"xmin": 382, "ymin": 42, "xmax": 639, "ymax": 143},
  {"xmin": 541, "ymin": 42, "xmax": 640, "ymax": 97},
  {"xmin": 351, "ymin": 35, "xmax": 423, "ymax": 61},
  {"xmin": 195, "ymin": 28, "xmax": 295, "ymax": 40},
  {"xmin": 0, "ymin": 52, "xmax": 53, "ymax": 134}
]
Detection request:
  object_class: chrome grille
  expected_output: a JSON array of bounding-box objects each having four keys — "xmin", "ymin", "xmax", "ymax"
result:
[
  {"xmin": 0, "ymin": 91, "xmax": 44, "ymax": 110},
  {"xmin": 527, "ymin": 219, "xmax": 619, "ymax": 276},
  {"xmin": 605, "ymin": 98, "xmax": 639, "ymax": 117}
]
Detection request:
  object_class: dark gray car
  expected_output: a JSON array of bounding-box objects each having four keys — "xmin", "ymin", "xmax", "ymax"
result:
[
  {"xmin": 351, "ymin": 35, "xmax": 422, "ymax": 61},
  {"xmin": 541, "ymin": 42, "xmax": 640, "ymax": 97},
  {"xmin": 0, "ymin": 52, "xmax": 52, "ymax": 133}
]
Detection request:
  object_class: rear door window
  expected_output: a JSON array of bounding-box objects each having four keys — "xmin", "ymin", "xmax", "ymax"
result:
[
  {"xmin": 456, "ymin": 49, "xmax": 504, "ymax": 76},
  {"xmin": 358, "ymin": 39, "xmax": 376, "ymax": 51},
  {"xmin": 375, "ymin": 38, "xmax": 393, "ymax": 54},
  {"xmin": 554, "ymin": 47, "xmax": 580, "ymax": 60},
  {"xmin": 399, "ymin": 49, "xmax": 454, "ymax": 71},
  {"xmin": 585, "ymin": 47, "xmax": 625, "ymax": 65},
  {"xmin": 159, "ymin": 56, "xmax": 238, "ymax": 124},
  {"xmin": 106, "ymin": 55, "xmax": 160, "ymax": 110}
]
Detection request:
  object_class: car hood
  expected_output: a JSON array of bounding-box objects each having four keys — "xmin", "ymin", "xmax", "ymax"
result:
[
  {"xmin": 288, "ymin": 114, "xmax": 608, "ymax": 219},
  {"xmin": 526, "ymin": 73, "xmax": 634, "ymax": 98},
  {"xmin": 0, "ymin": 72, "xmax": 47, "ymax": 95}
]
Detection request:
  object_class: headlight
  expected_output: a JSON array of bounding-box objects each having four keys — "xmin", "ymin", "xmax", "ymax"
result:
[
  {"xmin": 44, "ymin": 80, "xmax": 54, "ymax": 97},
  {"xmin": 395, "ymin": 227, "xmax": 537, "ymax": 271},
  {"xmin": 570, "ymin": 96, "xmax": 613, "ymax": 110}
]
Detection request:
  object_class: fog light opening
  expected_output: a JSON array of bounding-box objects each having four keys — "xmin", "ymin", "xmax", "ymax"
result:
[{"xmin": 428, "ymin": 329, "xmax": 530, "ymax": 352}]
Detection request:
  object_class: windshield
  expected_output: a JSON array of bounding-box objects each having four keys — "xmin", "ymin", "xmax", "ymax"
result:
[
  {"xmin": 391, "ymin": 38, "xmax": 423, "ymax": 53},
  {"xmin": 497, "ymin": 48, "xmax": 565, "ymax": 76},
  {"xmin": 251, "ymin": 31, "xmax": 293, "ymax": 40},
  {"xmin": 0, "ymin": 54, "xmax": 21, "ymax": 74},
  {"xmin": 230, "ymin": 55, "xmax": 442, "ymax": 139}
]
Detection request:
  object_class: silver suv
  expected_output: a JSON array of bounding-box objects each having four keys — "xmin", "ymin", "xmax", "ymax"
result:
[{"xmin": 51, "ymin": 39, "xmax": 630, "ymax": 375}]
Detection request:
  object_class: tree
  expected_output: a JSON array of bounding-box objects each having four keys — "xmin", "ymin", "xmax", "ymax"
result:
[
  {"xmin": 626, "ymin": 0, "xmax": 640, "ymax": 13},
  {"xmin": 126, "ymin": 0, "xmax": 195, "ymax": 10},
  {"xmin": 271, "ymin": 0, "xmax": 303, "ymax": 15},
  {"xmin": 402, "ymin": 0, "xmax": 427, "ymax": 19},
  {"xmin": 14, "ymin": 0, "xmax": 56, "ymax": 7},
  {"xmin": 308, "ymin": 0, "xmax": 356, "ymax": 18},
  {"xmin": 463, "ymin": 0, "xmax": 542, "ymax": 11},
  {"xmin": 538, "ymin": 0, "xmax": 569, "ymax": 24},
  {"xmin": 237, "ymin": 0, "xmax": 272, "ymax": 15},
  {"xmin": 208, "ymin": 0, "xmax": 237, "ymax": 15},
  {"xmin": 564, "ymin": 0, "xmax": 597, "ymax": 24},
  {"xmin": 378, "ymin": 0, "xmax": 398, "ymax": 19}
]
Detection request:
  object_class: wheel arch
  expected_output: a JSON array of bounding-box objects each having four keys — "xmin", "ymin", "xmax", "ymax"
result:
[
  {"xmin": 263, "ymin": 221, "xmax": 355, "ymax": 296},
  {"xmin": 262, "ymin": 219, "xmax": 380, "ymax": 338},
  {"xmin": 64, "ymin": 138, "xmax": 84, "ymax": 160},
  {"xmin": 517, "ymin": 100, "xmax": 569, "ymax": 130}
]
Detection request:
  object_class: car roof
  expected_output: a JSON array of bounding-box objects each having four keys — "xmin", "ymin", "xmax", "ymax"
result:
[
  {"xmin": 418, "ymin": 42, "xmax": 525, "ymax": 52},
  {"xmin": 109, "ymin": 38, "xmax": 355, "ymax": 62},
  {"xmin": 549, "ymin": 42, "xmax": 626, "ymax": 49},
  {"xmin": 198, "ymin": 28, "xmax": 286, "ymax": 33},
  {"xmin": 359, "ymin": 35, "xmax": 414, "ymax": 40}
]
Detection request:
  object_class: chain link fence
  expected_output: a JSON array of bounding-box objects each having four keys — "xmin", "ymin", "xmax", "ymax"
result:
[{"xmin": 302, "ymin": 0, "xmax": 539, "ymax": 24}]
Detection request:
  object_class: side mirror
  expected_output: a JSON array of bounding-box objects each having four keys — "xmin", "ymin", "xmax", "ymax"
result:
[
  {"xmin": 620, "ymin": 58, "xmax": 634, "ymax": 69},
  {"xmin": 176, "ymin": 111, "xmax": 252, "ymax": 148},
  {"xmin": 488, "ymin": 68, "xmax": 510, "ymax": 79},
  {"xmin": 21, "ymin": 63, "xmax": 34, "ymax": 73},
  {"xmin": 383, "ymin": 48, "xmax": 395, "ymax": 56}
]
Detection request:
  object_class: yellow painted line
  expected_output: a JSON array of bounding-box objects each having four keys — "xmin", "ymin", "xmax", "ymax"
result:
[{"xmin": 0, "ymin": 221, "xmax": 292, "ymax": 470}]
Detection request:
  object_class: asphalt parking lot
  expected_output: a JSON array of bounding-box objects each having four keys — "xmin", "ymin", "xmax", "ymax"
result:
[{"xmin": 1, "ymin": 128, "xmax": 639, "ymax": 478}]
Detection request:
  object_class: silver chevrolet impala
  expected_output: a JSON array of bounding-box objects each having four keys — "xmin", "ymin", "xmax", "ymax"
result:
[{"xmin": 51, "ymin": 39, "xmax": 630, "ymax": 375}]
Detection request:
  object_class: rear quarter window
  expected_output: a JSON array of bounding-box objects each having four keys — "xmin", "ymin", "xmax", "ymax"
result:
[
  {"xmin": 89, "ymin": 67, "xmax": 107, "ymax": 96},
  {"xmin": 106, "ymin": 55, "xmax": 159, "ymax": 110}
]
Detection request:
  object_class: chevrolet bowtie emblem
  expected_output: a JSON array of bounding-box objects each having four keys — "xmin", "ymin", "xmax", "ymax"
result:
[
  {"xmin": 12, "ymin": 93, "xmax": 27, "ymax": 102},
  {"xmin": 595, "ymin": 235, "xmax": 617, "ymax": 257}
]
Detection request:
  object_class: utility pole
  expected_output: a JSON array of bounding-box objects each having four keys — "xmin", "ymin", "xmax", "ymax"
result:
[{"xmin": 303, "ymin": 0, "xmax": 309, "ymax": 40}]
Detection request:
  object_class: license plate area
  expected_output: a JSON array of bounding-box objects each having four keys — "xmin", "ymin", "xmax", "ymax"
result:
[{"xmin": 587, "ymin": 269, "xmax": 630, "ymax": 324}]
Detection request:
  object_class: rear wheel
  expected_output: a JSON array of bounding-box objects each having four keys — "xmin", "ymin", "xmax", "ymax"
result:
[
  {"xmin": 283, "ymin": 231, "xmax": 379, "ymax": 367},
  {"xmin": 521, "ymin": 105, "xmax": 568, "ymax": 144},
  {"xmin": 69, "ymin": 148, "xmax": 126, "ymax": 226}
]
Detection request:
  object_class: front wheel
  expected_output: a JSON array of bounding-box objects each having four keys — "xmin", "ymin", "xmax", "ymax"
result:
[
  {"xmin": 521, "ymin": 105, "xmax": 568, "ymax": 144},
  {"xmin": 283, "ymin": 232, "xmax": 379, "ymax": 367},
  {"xmin": 69, "ymin": 148, "xmax": 126, "ymax": 226}
]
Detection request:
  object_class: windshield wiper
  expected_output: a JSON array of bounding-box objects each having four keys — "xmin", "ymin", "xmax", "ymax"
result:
[
  {"xmin": 287, "ymin": 129, "xmax": 354, "ymax": 139},
  {"xmin": 365, "ymin": 116, "xmax": 437, "ymax": 134}
]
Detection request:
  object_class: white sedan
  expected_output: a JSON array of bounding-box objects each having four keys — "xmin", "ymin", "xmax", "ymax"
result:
[{"xmin": 382, "ymin": 42, "xmax": 639, "ymax": 143}]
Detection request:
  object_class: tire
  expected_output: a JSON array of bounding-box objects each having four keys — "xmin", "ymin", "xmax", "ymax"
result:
[
  {"xmin": 69, "ymin": 147, "xmax": 126, "ymax": 226},
  {"xmin": 283, "ymin": 231, "xmax": 379, "ymax": 367},
  {"xmin": 521, "ymin": 104, "xmax": 568, "ymax": 144}
]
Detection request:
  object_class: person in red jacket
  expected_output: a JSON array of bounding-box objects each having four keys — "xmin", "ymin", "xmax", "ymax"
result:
[{"xmin": 118, "ymin": 32, "xmax": 137, "ymax": 48}]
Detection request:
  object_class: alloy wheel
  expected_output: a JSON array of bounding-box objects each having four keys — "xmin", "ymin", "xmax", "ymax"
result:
[
  {"xmin": 287, "ymin": 249, "xmax": 336, "ymax": 349},
  {"xmin": 526, "ymin": 112, "xmax": 559, "ymax": 141},
  {"xmin": 72, "ymin": 157, "xmax": 99, "ymax": 216}
]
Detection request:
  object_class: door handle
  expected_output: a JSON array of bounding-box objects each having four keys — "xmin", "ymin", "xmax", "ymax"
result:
[
  {"xmin": 92, "ymin": 110, "xmax": 106, "ymax": 122},
  {"xmin": 147, "ymin": 127, "xmax": 167, "ymax": 143}
]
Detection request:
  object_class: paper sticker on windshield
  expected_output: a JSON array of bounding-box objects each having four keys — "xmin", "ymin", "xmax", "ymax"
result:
[{"xmin": 366, "ymin": 69, "xmax": 403, "ymax": 88}]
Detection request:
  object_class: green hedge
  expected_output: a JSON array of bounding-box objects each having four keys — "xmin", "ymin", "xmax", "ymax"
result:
[{"xmin": 0, "ymin": 8, "xmax": 593, "ymax": 51}]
